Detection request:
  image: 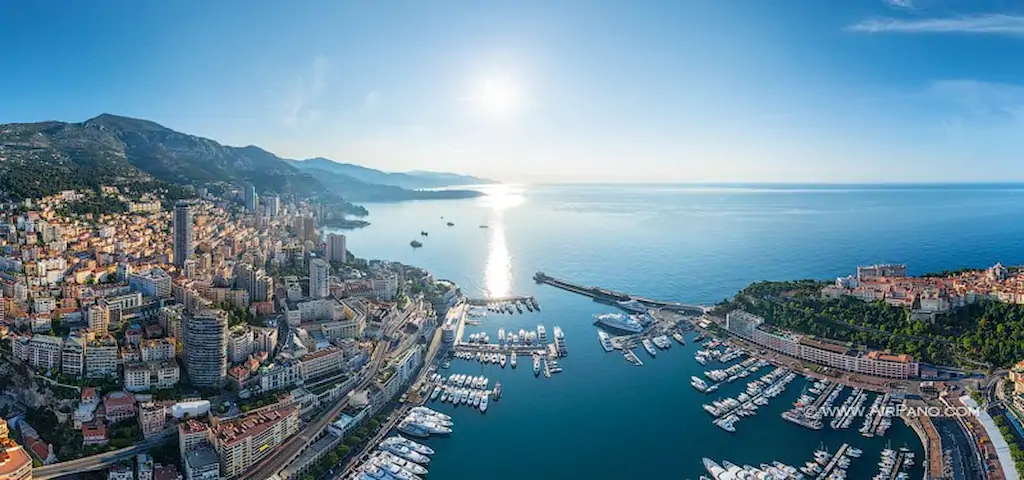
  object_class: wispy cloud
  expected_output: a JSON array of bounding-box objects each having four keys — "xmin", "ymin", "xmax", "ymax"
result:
[
  {"xmin": 848, "ymin": 14, "xmax": 1024, "ymax": 36},
  {"xmin": 280, "ymin": 55, "xmax": 330, "ymax": 127},
  {"xmin": 928, "ymin": 79, "xmax": 1024, "ymax": 121},
  {"xmin": 363, "ymin": 91, "xmax": 379, "ymax": 112},
  {"xmin": 884, "ymin": 0, "xmax": 914, "ymax": 9}
]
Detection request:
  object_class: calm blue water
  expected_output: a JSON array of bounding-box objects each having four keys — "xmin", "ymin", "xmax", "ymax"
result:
[{"xmin": 333, "ymin": 184, "xmax": 1024, "ymax": 479}]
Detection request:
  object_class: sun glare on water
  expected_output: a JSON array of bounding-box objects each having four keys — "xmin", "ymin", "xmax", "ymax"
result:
[{"xmin": 482, "ymin": 185, "xmax": 524, "ymax": 298}]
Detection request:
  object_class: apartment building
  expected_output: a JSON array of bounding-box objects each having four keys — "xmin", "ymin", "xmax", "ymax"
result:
[{"xmin": 211, "ymin": 406, "xmax": 299, "ymax": 478}]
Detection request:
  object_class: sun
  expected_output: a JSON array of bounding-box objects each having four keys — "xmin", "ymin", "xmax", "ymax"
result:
[{"xmin": 474, "ymin": 78, "xmax": 522, "ymax": 116}]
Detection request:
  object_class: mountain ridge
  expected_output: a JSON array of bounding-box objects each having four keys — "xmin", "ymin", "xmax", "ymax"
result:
[{"xmin": 0, "ymin": 113, "xmax": 488, "ymax": 202}]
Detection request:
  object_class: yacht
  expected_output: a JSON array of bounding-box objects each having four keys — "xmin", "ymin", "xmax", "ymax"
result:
[
  {"xmin": 553, "ymin": 326, "xmax": 567, "ymax": 356},
  {"xmin": 411, "ymin": 407, "xmax": 451, "ymax": 421},
  {"xmin": 375, "ymin": 452, "xmax": 428, "ymax": 475},
  {"xmin": 429, "ymin": 386, "xmax": 440, "ymax": 401},
  {"xmin": 673, "ymin": 332, "xmax": 686, "ymax": 345},
  {"xmin": 510, "ymin": 351, "xmax": 517, "ymax": 368},
  {"xmin": 480, "ymin": 392, "xmax": 489, "ymax": 412},
  {"xmin": 500, "ymin": 354, "xmax": 507, "ymax": 368},
  {"xmin": 361, "ymin": 464, "xmax": 421, "ymax": 480},
  {"xmin": 533, "ymin": 355, "xmax": 541, "ymax": 376},
  {"xmin": 703, "ymin": 458, "xmax": 726, "ymax": 479},
  {"xmin": 382, "ymin": 444, "xmax": 431, "ymax": 464},
  {"xmin": 642, "ymin": 339, "xmax": 657, "ymax": 357},
  {"xmin": 537, "ymin": 324, "xmax": 547, "ymax": 342},
  {"xmin": 598, "ymin": 330, "xmax": 615, "ymax": 352},
  {"xmin": 593, "ymin": 313, "xmax": 644, "ymax": 334},
  {"xmin": 616, "ymin": 299, "xmax": 649, "ymax": 314},
  {"xmin": 493, "ymin": 382, "xmax": 502, "ymax": 400},
  {"xmin": 498, "ymin": 328, "xmax": 506, "ymax": 344},
  {"xmin": 382, "ymin": 436, "xmax": 434, "ymax": 456}
]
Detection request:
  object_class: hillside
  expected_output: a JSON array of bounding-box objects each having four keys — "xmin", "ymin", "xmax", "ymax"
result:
[
  {"xmin": 0, "ymin": 114, "xmax": 488, "ymax": 202},
  {"xmin": 289, "ymin": 157, "xmax": 492, "ymax": 189}
]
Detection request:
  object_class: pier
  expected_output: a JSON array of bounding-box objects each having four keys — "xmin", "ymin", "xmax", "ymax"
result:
[
  {"xmin": 814, "ymin": 443, "xmax": 850, "ymax": 480},
  {"xmin": 466, "ymin": 295, "xmax": 538, "ymax": 308},
  {"xmin": 887, "ymin": 451, "xmax": 909, "ymax": 480},
  {"xmin": 534, "ymin": 272, "xmax": 705, "ymax": 315}
]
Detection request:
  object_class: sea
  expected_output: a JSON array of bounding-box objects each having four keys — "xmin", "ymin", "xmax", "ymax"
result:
[{"xmin": 330, "ymin": 183, "xmax": 1024, "ymax": 480}]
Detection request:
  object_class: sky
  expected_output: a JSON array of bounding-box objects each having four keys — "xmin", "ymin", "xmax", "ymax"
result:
[{"xmin": 3, "ymin": 0, "xmax": 1024, "ymax": 183}]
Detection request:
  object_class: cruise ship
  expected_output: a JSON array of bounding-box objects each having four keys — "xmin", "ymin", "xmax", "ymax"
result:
[
  {"xmin": 598, "ymin": 330, "xmax": 614, "ymax": 352},
  {"xmin": 593, "ymin": 313, "xmax": 644, "ymax": 334},
  {"xmin": 616, "ymin": 299, "xmax": 649, "ymax": 314},
  {"xmin": 537, "ymin": 324, "xmax": 547, "ymax": 343}
]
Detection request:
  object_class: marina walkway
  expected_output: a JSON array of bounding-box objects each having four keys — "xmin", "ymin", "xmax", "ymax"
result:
[{"xmin": 814, "ymin": 443, "xmax": 849, "ymax": 480}]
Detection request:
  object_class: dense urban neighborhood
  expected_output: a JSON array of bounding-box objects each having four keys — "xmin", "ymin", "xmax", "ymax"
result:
[{"xmin": 0, "ymin": 185, "xmax": 453, "ymax": 480}]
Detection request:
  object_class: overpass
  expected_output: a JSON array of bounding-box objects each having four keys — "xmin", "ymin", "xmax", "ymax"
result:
[{"xmin": 34, "ymin": 433, "xmax": 173, "ymax": 480}]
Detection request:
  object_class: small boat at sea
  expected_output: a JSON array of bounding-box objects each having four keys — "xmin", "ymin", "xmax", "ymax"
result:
[{"xmin": 410, "ymin": 240, "xmax": 423, "ymax": 248}]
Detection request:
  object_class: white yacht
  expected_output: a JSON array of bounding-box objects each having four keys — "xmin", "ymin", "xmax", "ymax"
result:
[
  {"xmin": 537, "ymin": 324, "xmax": 547, "ymax": 342},
  {"xmin": 500, "ymin": 354, "xmax": 507, "ymax": 368},
  {"xmin": 703, "ymin": 459, "xmax": 726, "ymax": 479},
  {"xmin": 410, "ymin": 406, "xmax": 451, "ymax": 421},
  {"xmin": 642, "ymin": 339, "xmax": 657, "ymax": 357},
  {"xmin": 598, "ymin": 330, "xmax": 614, "ymax": 352},
  {"xmin": 479, "ymin": 393, "xmax": 488, "ymax": 412},
  {"xmin": 533, "ymin": 354, "xmax": 541, "ymax": 376},
  {"xmin": 374, "ymin": 452, "xmax": 428, "ymax": 475},
  {"xmin": 382, "ymin": 436, "xmax": 434, "ymax": 456},
  {"xmin": 381, "ymin": 443, "xmax": 431, "ymax": 465},
  {"xmin": 510, "ymin": 351, "xmax": 517, "ymax": 368},
  {"xmin": 593, "ymin": 313, "xmax": 644, "ymax": 334}
]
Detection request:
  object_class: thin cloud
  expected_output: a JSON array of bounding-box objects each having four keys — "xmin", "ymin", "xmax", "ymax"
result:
[
  {"xmin": 847, "ymin": 14, "xmax": 1024, "ymax": 36},
  {"xmin": 885, "ymin": 0, "xmax": 914, "ymax": 9},
  {"xmin": 280, "ymin": 55, "xmax": 330, "ymax": 127},
  {"xmin": 928, "ymin": 79, "xmax": 1024, "ymax": 121},
  {"xmin": 363, "ymin": 91, "xmax": 379, "ymax": 112}
]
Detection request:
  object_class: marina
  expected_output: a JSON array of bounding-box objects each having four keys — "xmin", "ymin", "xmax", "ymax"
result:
[{"xmin": 337, "ymin": 188, "xmax": 934, "ymax": 480}]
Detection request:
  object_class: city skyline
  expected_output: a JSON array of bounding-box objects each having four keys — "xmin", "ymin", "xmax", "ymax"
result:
[{"xmin": 2, "ymin": 1, "xmax": 1024, "ymax": 184}]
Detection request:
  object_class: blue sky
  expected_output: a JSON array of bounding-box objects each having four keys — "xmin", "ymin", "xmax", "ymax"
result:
[{"xmin": 3, "ymin": 0, "xmax": 1024, "ymax": 183}]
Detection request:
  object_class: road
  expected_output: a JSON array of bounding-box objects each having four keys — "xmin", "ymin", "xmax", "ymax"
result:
[
  {"xmin": 336, "ymin": 326, "xmax": 444, "ymax": 479},
  {"xmin": 34, "ymin": 433, "xmax": 172, "ymax": 480},
  {"xmin": 248, "ymin": 302, "xmax": 420, "ymax": 480}
]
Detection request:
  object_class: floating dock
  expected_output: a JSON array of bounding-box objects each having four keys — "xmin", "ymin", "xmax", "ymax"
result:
[{"xmin": 815, "ymin": 443, "xmax": 850, "ymax": 480}]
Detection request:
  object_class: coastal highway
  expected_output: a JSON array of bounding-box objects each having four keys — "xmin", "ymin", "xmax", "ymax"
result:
[
  {"xmin": 249, "ymin": 304, "xmax": 419, "ymax": 480},
  {"xmin": 249, "ymin": 344, "xmax": 387, "ymax": 480},
  {"xmin": 33, "ymin": 433, "xmax": 172, "ymax": 480}
]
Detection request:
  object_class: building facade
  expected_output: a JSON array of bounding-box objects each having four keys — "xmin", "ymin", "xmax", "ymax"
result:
[{"xmin": 183, "ymin": 310, "xmax": 228, "ymax": 388}]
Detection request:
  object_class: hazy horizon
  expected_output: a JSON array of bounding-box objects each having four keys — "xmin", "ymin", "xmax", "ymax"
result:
[{"xmin": 4, "ymin": 1, "xmax": 1024, "ymax": 184}]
